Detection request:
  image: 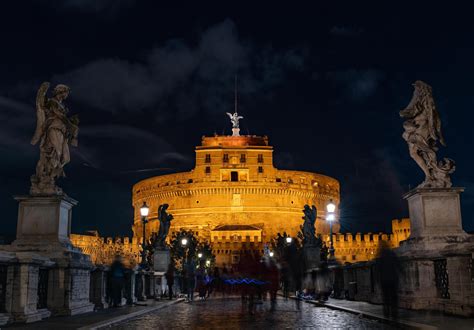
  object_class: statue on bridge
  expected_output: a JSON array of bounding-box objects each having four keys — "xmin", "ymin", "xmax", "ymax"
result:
[
  {"xmin": 400, "ymin": 81, "xmax": 455, "ymax": 188},
  {"xmin": 301, "ymin": 204, "xmax": 318, "ymax": 247},
  {"xmin": 155, "ymin": 204, "xmax": 173, "ymax": 249},
  {"xmin": 30, "ymin": 82, "xmax": 79, "ymax": 195}
]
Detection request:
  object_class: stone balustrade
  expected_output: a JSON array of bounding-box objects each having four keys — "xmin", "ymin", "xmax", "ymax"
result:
[
  {"xmin": 0, "ymin": 250, "xmax": 156, "ymax": 326},
  {"xmin": 335, "ymin": 247, "xmax": 474, "ymax": 317}
]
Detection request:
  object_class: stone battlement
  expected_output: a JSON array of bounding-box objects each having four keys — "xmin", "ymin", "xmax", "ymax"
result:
[
  {"xmin": 323, "ymin": 218, "xmax": 411, "ymax": 263},
  {"xmin": 70, "ymin": 231, "xmax": 141, "ymax": 266}
]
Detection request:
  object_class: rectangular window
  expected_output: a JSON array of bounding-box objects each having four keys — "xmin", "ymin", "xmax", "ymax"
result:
[
  {"xmin": 276, "ymin": 178, "xmax": 282, "ymax": 182},
  {"xmin": 231, "ymin": 171, "xmax": 239, "ymax": 182},
  {"xmin": 205, "ymin": 166, "xmax": 211, "ymax": 174},
  {"xmin": 240, "ymin": 154, "xmax": 246, "ymax": 163},
  {"xmin": 223, "ymin": 154, "xmax": 229, "ymax": 163},
  {"xmin": 205, "ymin": 154, "xmax": 211, "ymax": 163},
  {"xmin": 258, "ymin": 166, "xmax": 263, "ymax": 173},
  {"xmin": 257, "ymin": 154, "xmax": 263, "ymax": 163}
]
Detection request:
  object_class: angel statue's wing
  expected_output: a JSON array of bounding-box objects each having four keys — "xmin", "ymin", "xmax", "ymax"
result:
[
  {"xmin": 31, "ymin": 82, "xmax": 50, "ymax": 145},
  {"xmin": 226, "ymin": 112, "xmax": 233, "ymax": 119},
  {"xmin": 237, "ymin": 115, "xmax": 244, "ymax": 120}
]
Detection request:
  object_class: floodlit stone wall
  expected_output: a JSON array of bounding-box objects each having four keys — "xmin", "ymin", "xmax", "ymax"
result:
[
  {"xmin": 70, "ymin": 231, "xmax": 140, "ymax": 267},
  {"xmin": 324, "ymin": 218, "xmax": 411, "ymax": 263}
]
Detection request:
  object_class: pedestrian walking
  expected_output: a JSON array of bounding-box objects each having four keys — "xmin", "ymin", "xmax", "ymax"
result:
[
  {"xmin": 110, "ymin": 255, "xmax": 125, "ymax": 307},
  {"xmin": 165, "ymin": 263, "xmax": 175, "ymax": 300}
]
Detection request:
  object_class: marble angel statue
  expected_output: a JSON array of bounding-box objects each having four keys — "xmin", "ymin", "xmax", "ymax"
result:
[{"xmin": 30, "ymin": 82, "xmax": 79, "ymax": 195}]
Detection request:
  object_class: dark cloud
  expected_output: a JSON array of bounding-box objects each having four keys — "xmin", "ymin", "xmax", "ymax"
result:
[
  {"xmin": 45, "ymin": 0, "xmax": 136, "ymax": 14},
  {"xmin": 327, "ymin": 69, "xmax": 384, "ymax": 101},
  {"xmin": 51, "ymin": 20, "xmax": 307, "ymax": 119},
  {"xmin": 330, "ymin": 26, "xmax": 363, "ymax": 37}
]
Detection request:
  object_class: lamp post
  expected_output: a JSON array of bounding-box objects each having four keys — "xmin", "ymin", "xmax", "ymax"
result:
[
  {"xmin": 181, "ymin": 237, "xmax": 188, "ymax": 267},
  {"xmin": 140, "ymin": 201, "xmax": 149, "ymax": 268},
  {"xmin": 326, "ymin": 200, "xmax": 336, "ymax": 261},
  {"xmin": 285, "ymin": 236, "xmax": 292, "ymax": 245}
]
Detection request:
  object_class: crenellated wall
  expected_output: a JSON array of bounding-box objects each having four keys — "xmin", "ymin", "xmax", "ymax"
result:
[
  {"xmin": 323, "ymin": 218, "xmax": 411, "ymax": 263},
  {"xmin": 70, "ymin": 231, "xmax": 141, "ymax": 267}
]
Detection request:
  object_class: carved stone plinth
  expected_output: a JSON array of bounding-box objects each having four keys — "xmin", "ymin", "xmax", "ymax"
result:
[
  {"xmin": 399, "ymin": 187, "xmax": 471, "ymax": 256},
  {"xmin": 303, "ymin": 246, "xmax": 320, "ymax": 271},
  {"xmin": 12, "ymin": 195, "xmax": 77, "ymax": 251},
  {"xmin": 9, "ymin": 195, "xmax": 94, "ymax": 316},
  {"xmin": 153, "ymin": 249, "xmax": 170, "ymax": 272},
  {"xmin": 403, "ymin": 187, "xmax": 465, "ymax": 238},
  {"xmin": 232, "ymin": 128, "xmax": 240, "ymax": 136}
]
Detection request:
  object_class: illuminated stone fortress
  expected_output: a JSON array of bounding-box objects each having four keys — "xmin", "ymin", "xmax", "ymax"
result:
[
  {"xmin": 132, "ymin": 128, "xmax": 341, "ymax": 265},
  {"xmin": 71, "ymin": 116, "xmax": 410, "ymax": 266}
]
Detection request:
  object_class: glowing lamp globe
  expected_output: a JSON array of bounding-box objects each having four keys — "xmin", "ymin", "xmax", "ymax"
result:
[
  {"xmin": 286, "ymin": 237, "xmax": 292, "ymax": 244},
  {"xmin": 326, "ymin": 201, "xmax": 336, "ymax": 213},
  {"xmin": 269, "ymin": 251, "xmax": 274, "ymax": 257},
  {"xmin": 181, "ymin": 238, "xmax": 188, "ymax": 246},
  {"xmin": 198, "ymin": 253, "xmax": 203, "ymax": 258},
  {"xmin": 140, "ymin": 202, "xmax": 149, "ymax": 217}
]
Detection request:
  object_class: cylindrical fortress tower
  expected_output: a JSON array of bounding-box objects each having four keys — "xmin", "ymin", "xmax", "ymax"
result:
[{"xmin": 132, "ymin": 135, "xmax": 340, "ymax": 265}]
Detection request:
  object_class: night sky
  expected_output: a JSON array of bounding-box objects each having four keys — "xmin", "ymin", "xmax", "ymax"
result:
[{"xmin": 1, "ymin": 1, "xmax": 473, "ymax": 239}]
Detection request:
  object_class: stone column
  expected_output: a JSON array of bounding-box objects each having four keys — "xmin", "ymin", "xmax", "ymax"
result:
[
  {"xmin": 9, "ymin": 253, "xmax": 52, "ymax": 323},
  {"xmin": 124, "ymin": 269, "xmax": 137, "ymax": 305},
  {"xmin": 90, "ymin": 267, "xmax": 108, "ymax": 309},
  {"xmin": 47, "ymin": 254, "xmax": 95, "ymax": 316},
  {"xmin": 134, "ymin": 271, "xmax": 146, "ymax": 301}
]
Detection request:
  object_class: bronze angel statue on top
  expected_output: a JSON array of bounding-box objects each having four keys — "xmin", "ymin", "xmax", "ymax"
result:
[
  {"xmin": 30, "ymin": 82, "xmax": 79, "ymax": 195},
  {"xmin": 400, "ymin": 81, "xmax": 455, "ymax": 188},
  {"xmin": 226, "ymin": 111, "xmax": 243, "ymax": 128}
]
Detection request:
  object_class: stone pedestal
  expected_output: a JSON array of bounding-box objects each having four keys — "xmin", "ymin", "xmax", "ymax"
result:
[
  {"xmin": 232, "ymin": 128, "xmax": 240, "ymax": 136},
  {"xmin": 303, "ymin": 246, "xmax": 320, "ymax": 271},
  {"xmin": 12, "ymin": 195, "xmax": 77, "ymax": 251},
  {"xmin": 153, "ymin": 249, "xmax": 170, "ymax": 272},
  {"xmin": 403, "ymin": 187, "xmax": 466, "ymax": 239},
  {"xmin": 399, "ymin": 187, "xmax": 469, "ymax": 254},
  {"xmin": 10, "ymin": 195, "xmax": 94, "ymax": 316}
]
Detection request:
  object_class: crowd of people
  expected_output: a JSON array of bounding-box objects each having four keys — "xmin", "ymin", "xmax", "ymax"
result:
[{"xmin": 109, "ymin": 244, "xmax": 400, "ymax": 319}]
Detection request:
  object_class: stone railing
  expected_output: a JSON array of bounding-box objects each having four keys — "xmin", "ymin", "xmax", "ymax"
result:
[
  {"xmin": 335, "ymin": 247, "xmax": 474, "ymax": 317},
  {"xmin": 0, "ymin": 250, "xmax": 158, "ymax": 326}
]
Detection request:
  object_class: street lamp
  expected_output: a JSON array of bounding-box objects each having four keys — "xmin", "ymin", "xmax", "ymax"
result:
[
  {"xmin": 326, "ymin": 200, "xmax": 336, "ymax": 261},
  {"xmin": 285, "ymin": 236, "xmax": 292, "ymax": 244},
  {"xmin": 140, "ymin": 201, "xmax": 149, "ymax": 268},
  {"xmin": 198, "ymin": 252, "xmax": 203, "ymax": 259},
  {"xmin": 181, "ymin": 237, "xmax": 188, "ymax": 268},
  {"xmin": 269, "ymin": 251, "xmax": 274, "ymax": 257}
]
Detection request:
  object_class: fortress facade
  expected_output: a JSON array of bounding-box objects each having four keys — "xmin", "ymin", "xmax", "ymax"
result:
[
  {"xmin": 132, "ymin": 133, "xmax": 340, "ymax": 265},
  {"xmin": 71, "ymin": 124, "xmax": 410, "ymax": 266}
]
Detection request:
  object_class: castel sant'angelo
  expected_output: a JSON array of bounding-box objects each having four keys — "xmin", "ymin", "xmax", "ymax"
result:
[{"xmin": 71, "ymin": 112, "xmax": 410, "ymax": 267}]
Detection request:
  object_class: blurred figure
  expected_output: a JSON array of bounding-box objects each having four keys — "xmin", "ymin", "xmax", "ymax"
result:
[
  {"xmin": 196, "ymin": 260, "xmax": 207, "ymax": 300},
  {"xmin": 280, "ymin": 261, "xmax": 290, "ymax": 301},
  {"xmin": 185, "ymin": 258, "xmax": 196, "ymax": 302},
  {"xmin": 209, "ymin": 266, "xmax": 220, "ymax": 297},
  {"xmin": 266, "ymin": 258, "xmax": 279, "ymax": 311},
  {"xmin": 376, "ymin": 241, "xmax": 400, "ymax": 319},
  {"xmin": 288, "ymin": 244, "xmax": 302, "ymax": 310},
  {"xmin": 316, "ymin": 262, "xmax": 332, "ymax": 301},
  {"xmin": 165, "ymin": 263, "xmax": 175, "ymax": 300},
  {"xmin": 110, "ymin": 255, "xmax": 125, "ymax": 307}
]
